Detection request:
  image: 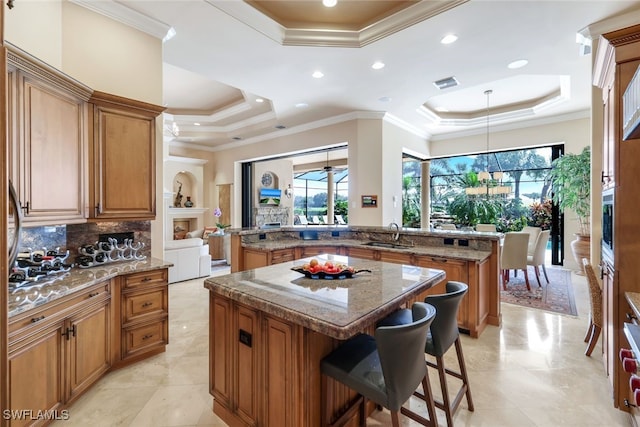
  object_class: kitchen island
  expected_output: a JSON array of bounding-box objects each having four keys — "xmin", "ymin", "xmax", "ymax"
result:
[{"xmin": 204, "ymin": 255, "xmax": 445, "ymax": 427}]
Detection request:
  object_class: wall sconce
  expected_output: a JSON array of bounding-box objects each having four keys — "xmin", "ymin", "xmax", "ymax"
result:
[{"xmin": 285, "ymin": 184, "xmax": 293, "ymax": 199}]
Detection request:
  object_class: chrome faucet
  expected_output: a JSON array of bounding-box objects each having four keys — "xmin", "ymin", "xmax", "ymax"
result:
[{"xmin": 388, "ymin": 222, "xmax": 400, "ymax": 241}]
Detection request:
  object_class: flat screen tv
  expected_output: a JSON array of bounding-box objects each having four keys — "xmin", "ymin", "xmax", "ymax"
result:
[{"xmin": 259, "ymin": 188, "xmax": 281, "ymax": 205}]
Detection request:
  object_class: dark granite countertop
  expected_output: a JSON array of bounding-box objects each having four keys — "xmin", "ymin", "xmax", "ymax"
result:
[
  {"xmin": 204, "ymin": 254, "xmax": 445, "ymax": 340},
  {"xmin": 8, "ymin": 257, "xmax": 172, "ymax": 318}
]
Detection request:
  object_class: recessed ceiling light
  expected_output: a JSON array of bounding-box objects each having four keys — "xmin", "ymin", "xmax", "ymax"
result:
[
  {"xmin": 378, "ymin": 96, "xmax": 391, "ymax": 102},
  {"xmin": 194, "ymin": 122, "xmax": 200, "ymax": 126},
  {"xmin": 372, "ymin": 61, "xmax": 385, "ymax": 70},
  {"xmin": 312, "ymin": 71, "xmax": 324, "ymax": 79},
  {"xmin": 255, "ymin": 98, "xmax": 264, "ymax": 103},
  {"xmin": 507, "ymin": 59, "xmax": 528, "ymax": 69},
  {"xmin": 295, "ymin": 103, "xmax": 308, "ymax": 108},
  {"xmin": 440, "ymin": 34, "xmax": 458, "ymax": 44},
  {"xmin": 323, "ymin": 0, "xmax": 337, "ymax": 7}
]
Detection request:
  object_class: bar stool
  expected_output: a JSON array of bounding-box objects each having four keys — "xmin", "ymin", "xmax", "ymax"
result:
[
  {"xmin": 423, "ymin": 281, "xmax": 474, "ymax": 427},
  {"xmin": 379, "ymin": 282, "xmax": 474, "ymax": 427},
  {"xmin": 321, "ymin": 302, "xmax": 438, "ymax": 427}
]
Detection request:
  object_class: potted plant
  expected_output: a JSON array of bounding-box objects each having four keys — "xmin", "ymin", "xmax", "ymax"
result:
[{"xmin": 549, "ymin": 146, "xmax": 591, "ymax": 272}]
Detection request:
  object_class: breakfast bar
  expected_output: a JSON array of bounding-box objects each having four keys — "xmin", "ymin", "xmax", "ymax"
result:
[{"xmin": 204, "ymin": 255, "xmax": 445, "ymax": 426}]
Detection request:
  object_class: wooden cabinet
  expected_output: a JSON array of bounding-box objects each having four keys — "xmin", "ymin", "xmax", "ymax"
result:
[
  {"xmin": 271, "ymin": 248, "xmax": 295, "ymax": 264},
  {"xmin": 116, "ymin": 269, "xmax": 169, "ymax": 365},
  {"xmin": 6, "ymin": 44, "xmax": 92, "ymax": 226},
  {"xmin": 595, "ymin": 24, "xmax": 640, "ymax": 411},
  {"xmin": 210, "ymin": 294, "xmax": 301, "ymax": 426},
  {"xmin": 8, "ymin": 281, "xmax": 111, "ymax": 426},
  {"xmin": 346, "ymin": 246, "xmax": 376, "ymax": 260},
  {"xmin": 88, "ymin": 91, "xmax": 164, "ymax": 220},
  {"xmin": 297, "ymin": 245, "xmax": 338, "ymax": 258},
  {"xmin": 243, "ymin": 249, "xmax": 269, "ymax": 270}
]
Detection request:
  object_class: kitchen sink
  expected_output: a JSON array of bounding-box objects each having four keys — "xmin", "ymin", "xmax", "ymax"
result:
[{"xmin": 362, "ymin": 241, "xmax": 414, "ymax": 249}]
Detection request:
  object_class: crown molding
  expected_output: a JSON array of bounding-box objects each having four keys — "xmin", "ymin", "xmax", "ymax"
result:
[{"xmin": 70, "ymin": 0, "xmax": 173, "ymax": 41}]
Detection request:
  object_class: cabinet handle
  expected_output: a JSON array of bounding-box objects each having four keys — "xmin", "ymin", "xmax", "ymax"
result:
[
  {"xmin": 89, "ymin": 292, "xmax": 100, "ymax": 298},
  {"xmin": 628, "ymin": 313, "xmax": 638, "ymax": 321},
  {"xmin": 95, "ymin": 203, "xmax": 101, "ymax": 214},
  {"xmin": 141, "ymin": 277, "xmax": 152, "ymax": 282},
  {"xmin": 20, "ymin": 201, "xmax": 29, "ymax": 215},
  {"xmin": 142, "ymin": 334, "xmax": 153, "ymax": 340},
  {"xmin": 601, "ymin": 171, "xmax": 611, "ymax": 184},
  {"xmin": 141, "ymin": 301, "xmax": 153, "ymax": 308},
  {"xmin": 62, "ymin": 324, "xmax": 77, "ymax": 340},
  {"xmin": 30, "ymin": 315, "xmax": 45, "ymax": 323}
]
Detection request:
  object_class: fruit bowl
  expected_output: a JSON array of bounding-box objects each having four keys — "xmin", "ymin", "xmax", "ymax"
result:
[{"xmin": 291, "ymin": 258, "xmax": 370, "ymax": 280}]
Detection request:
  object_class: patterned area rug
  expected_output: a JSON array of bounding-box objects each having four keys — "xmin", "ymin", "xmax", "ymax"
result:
[{"xmin": 500, "ymin": 267, "xmax": 578, "ymax": 316}]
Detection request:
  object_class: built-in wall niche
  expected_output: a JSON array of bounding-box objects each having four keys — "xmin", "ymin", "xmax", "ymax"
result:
[
  {"xmin": 173, "ymin": 218, "xmax": 196, "ymax": 240},
  {"xmin": 173, "ymin": 172, "xmax": 196, "ymax": 208}
]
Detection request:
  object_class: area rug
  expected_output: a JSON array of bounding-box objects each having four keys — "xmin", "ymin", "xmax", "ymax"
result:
[{"xmin": 500, "ymin": 267, "xmax": 578, "ymax": 316}]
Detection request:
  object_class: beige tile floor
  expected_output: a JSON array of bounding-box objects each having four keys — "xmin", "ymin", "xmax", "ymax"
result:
[{"xmin": 53, "ymin": 265, "xmax": 629, "ymax": 427}]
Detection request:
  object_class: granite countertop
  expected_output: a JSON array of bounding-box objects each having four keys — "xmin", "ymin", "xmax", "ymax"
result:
[
  {"xmin": 8, "ymin": 257, "xmax": 172, "ymax": 318},
  {"xmin": 241, "ymin": 238, "xmax": 492, "ymax": 262},
  {"xmin": 204, "ymin": 254, "xmax": 445, "ymax": 340},
  {"xmin": 627, "ymin": 292, "xmax": 640, "ymax": 318}
]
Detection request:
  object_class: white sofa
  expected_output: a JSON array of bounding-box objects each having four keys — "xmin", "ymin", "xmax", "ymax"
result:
[{"xmin": 164, "ymin": 237, "xmax": 211, "ymax": 284}]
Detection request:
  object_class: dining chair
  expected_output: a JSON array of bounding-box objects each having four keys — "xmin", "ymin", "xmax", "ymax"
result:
[
  {"xmin": 378, "ymin": 282, "xmax": 474, "ymax": 427},
  {"xmin": 521, "ymin": 226, "xmax": 542, "ymax": 256},
  {"xmin": 582, "ymin": 258, "xmax": 603, "ymax": 357},
  {"xmin": 501, "ymin": 232, "xmax": 531, "ymax": 291},
  {"xmin": 475, "ymin": 224, "xmax": 497, "ymax": 232},
  {"xmin": 321, "ymin": 302, "xmax": 438, "ymax": 427},
  {"xmin": 527, "ymin": 229, "xmax": 551, "ymax": 286}
]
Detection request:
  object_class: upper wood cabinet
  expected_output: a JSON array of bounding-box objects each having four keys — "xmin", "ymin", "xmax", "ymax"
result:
[
  {"xmin": 7, "ymin": 44, "xmax": 92, "ymax": 226},
  {"xmin": 88, "ymin": 91, "xmax": 164, "ymax": 221}
]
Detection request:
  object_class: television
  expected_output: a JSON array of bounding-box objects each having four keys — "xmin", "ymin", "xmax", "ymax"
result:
[{"xmin": 259, "ymin": 188, "xmax": 281, "ymax": 205}]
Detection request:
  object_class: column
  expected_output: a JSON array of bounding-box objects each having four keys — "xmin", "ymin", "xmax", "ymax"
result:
[
  {"xmin": 421, "ymin": 160, "xmax": 431, "ymax": 229},
  {"xmin": 327, "ymin": 169, "xmax": 335, "ymax": 225}
]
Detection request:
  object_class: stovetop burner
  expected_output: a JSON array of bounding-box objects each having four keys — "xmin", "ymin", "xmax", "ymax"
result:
[{"xmin": 9, "ymin": 247, "xmax": 72, "ymax": 289}]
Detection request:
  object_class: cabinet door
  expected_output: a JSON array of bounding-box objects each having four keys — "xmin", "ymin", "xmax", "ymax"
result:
[
  {"xmin": 346, "ymin": 247, "xmax": 377, "ymax": 260},
  {"xmin": 67, "ymin": 299, "xmax": 111, "ymax": 401},
  {"xmin": 602, "ymin": 78, "xmax": 616, "ymax": 189},
  {"xmin": 18, "ymin": 73, "xmax": 86, "ymax": 225},
  {"xmin": 9, "ymin": 323, "xmax": 65, "ymax": 427},
  {"xmin": 413, "ymin": 256, "xmax": 469, "ymax": 326},
  {"xmin": 602, "ymin": 260, "xmax": 615, "ymax": 387},
  {"xmin": 244, "ymin": 249, "xmax": 269, "ymax": 270},
  {"xmin": 379, "ymin": 250, "xmax": 412, "ymax": 265},
  {"xmin": 211, "ymin": 295, "xmax": 232, "ymax": 407},
  {"xmin": 236, "ymin": 305, "xmax": 260, "ymax": 425},
  {"xmin": 89, "ymin": 91, "xmax": 164, "ymax": 220},
  {"xmin": 263, "ymin": 315, "xmax": 299, "ymax": 427}
]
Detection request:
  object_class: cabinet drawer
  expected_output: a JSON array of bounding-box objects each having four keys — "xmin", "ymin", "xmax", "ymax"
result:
[
  {"xmin": 123, "ymin": 269, "xmax": 167, "ymax": 290},
  {"xmin": 9, "ymin": 281, "xmax": 110, "ymax": 341},
  {"xmin": 271, "ymin": 249, "xmax": 295, "ymax": 265},
  {"xmin": 122, "ymin": 319, "xmax": 168, "ymax": 359},
  {"xmin": 122, "ymin": 288, "xmax": 168, "ymax": 326}
]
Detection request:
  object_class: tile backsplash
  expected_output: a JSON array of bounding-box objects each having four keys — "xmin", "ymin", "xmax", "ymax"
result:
[{"xmin": 19, "ymin": 221, "xmax": 151, "ymax": 258}]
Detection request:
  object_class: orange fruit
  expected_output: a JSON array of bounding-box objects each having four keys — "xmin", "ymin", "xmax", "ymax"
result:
[{"xmin": 309, "ymin": 258, "xmax": 319, "ymax": 267}]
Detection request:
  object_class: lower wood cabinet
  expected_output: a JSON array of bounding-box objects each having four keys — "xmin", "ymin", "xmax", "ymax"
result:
[
  {"xmin": 7, "ymin": 267, "xmax": 169, "ymax": 426},
  {"xmin": 116, "ymin": 269, "xmax": 169, "ymax": 365},
  {"xmin": 8, "ymin": 281, "xmax": 111, "ymax": 427},
  {"xmin": 210, "ymin": 295, "xmax": 301, "ymax": 426}
]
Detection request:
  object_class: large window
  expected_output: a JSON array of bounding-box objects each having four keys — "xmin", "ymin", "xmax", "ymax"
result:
[{"xmin": 293, "ymin": 169, "xmax": 348, "ymax": 221}]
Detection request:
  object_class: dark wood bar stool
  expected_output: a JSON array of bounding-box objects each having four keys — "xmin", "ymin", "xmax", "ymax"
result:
[{"xmin": 320, "ymin": 302, "xmax": 438, "ymax": 427}]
